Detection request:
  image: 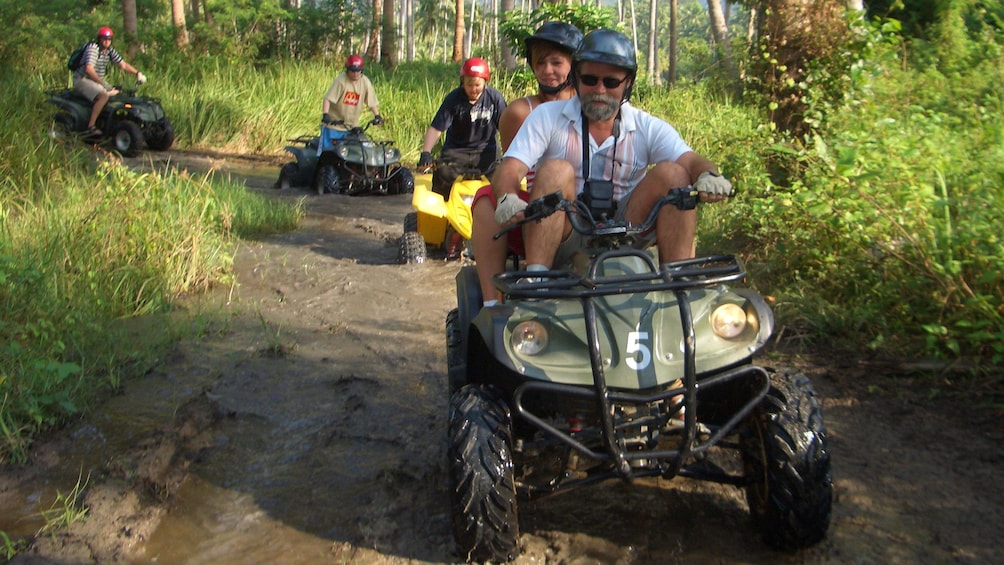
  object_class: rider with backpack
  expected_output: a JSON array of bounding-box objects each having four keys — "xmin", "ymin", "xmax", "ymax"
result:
[{"xmin": 71, "ymin": 27, "xmax": 146, "ymax": 137}]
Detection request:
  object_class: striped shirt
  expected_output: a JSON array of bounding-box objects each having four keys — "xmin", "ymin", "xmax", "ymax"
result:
[
  {"xmin": 504, "ymin": 98, "xmax": 693, "ymax": 202},
  {"xmin": 74, "ymin": 43, "xmax": 123, "ymax": 81}
]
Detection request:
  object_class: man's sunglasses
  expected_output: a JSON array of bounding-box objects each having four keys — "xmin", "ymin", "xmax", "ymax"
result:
[{"xmin": 578, "ymin": 74, "xmax": 629, "ymax": 89}]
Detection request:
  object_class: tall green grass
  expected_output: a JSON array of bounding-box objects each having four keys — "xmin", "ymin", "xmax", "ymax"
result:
[{"xmin": 0, "ymin": 66, "xmax": 302, "ymax": 463}]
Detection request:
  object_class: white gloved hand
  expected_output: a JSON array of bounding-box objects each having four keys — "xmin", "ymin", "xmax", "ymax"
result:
[
  {"xmin": 136, "ymin": 72, "xmax": 147, "ymax": 85},
  {"xmin": 494, "ymin": 193, "xmax": 527, "ymax": 225},
  {"xmin": 695, "ymin": 171, "xmax": 732, "ymax": 197}
]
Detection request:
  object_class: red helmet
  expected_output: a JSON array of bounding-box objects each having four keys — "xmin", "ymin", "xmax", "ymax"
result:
[
  {"xmin": 97, "ymin": 27, "xmax": 114, "ymax": 40},
  {"xmin": 345, "ymin": 55, "xmax": 364, "ymax": 71},
  {"xmin": 460, "ymin": 57, "xmax": 490, "ymax": 81}
]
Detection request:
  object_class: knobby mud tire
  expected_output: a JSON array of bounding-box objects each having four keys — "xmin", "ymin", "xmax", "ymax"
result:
[
  {"xmin": 315, "ymin": 165, "xmax": 340, "ymax": 195},
  {"xmin": 393, "ymin": 168, "xmax": 415, "ymax": 194},
  {"xmin": 277, "ymin": 163, "xmax": 298, "ymax": 190},
  {"xmin": 398, "ymin": 230, "xmax": 426, "ymax": 265},
  {"xmin": 448, "ymin": 385, "xmax": 520, "ymax": 563},
  {"xmin": 741, "ymin": 369, "xmax": 833, "ymax": 550},
  {"xmin": 49, "ymin": 113, "xmax": 75, "ymax": 142},
  {"xmin": 147, "ymin": 121, "xmax": 175, "ymax": 151},
  {"xmin": 445, "ymin": 308, "xmax": 465, "ymax": 394},
  {"xmin": 403, "ymin": 212, "xmax": 419, "ymax": 233},
  {"xmin": 112, "ymin": 121, "xmax": 144, "ymax": 157}
]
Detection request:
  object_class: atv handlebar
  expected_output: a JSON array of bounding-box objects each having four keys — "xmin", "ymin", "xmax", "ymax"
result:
[
  {"xmin": 322, "ymin": 117, "xmax": 383, "ymax": 136},
  {"xmin": 494, "ymin": 186, "xmax": 699, "ymax": 241}
]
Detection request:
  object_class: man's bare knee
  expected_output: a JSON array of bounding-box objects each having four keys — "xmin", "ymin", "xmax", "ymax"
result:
[{"xmin": 532, "ymin": 159, "xmax": 576, "ymax": 199}]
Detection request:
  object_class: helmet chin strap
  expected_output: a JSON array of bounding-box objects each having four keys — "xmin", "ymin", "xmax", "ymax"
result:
[{"xmin": 538, "ymin": 78, "xmax": 571, "ymax": 96}]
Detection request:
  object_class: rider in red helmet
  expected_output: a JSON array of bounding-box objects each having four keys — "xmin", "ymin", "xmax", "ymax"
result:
[
  {"xmin": 419, "ymin": 56, "xmax": 507, "ymax": 199},
  {"xmin": 72, "ymin": 26, "xmax": 146, "ymax": 137},
  {"xmin": 322, "ymin": 54, "xmax": 382, "ymax": 129}
]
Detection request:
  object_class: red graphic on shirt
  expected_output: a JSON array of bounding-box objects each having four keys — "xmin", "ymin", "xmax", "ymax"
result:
[{"xmin": 342, "ymin": 92, "xmax": 360, "ymax": 107}]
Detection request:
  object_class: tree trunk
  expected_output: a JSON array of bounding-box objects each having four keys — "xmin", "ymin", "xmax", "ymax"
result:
[
  {"xmin": 171, "ymin": 0, "xmax": 189, "ymax": 48},
  {"xmin": 190, "ymin": 0, "xmax": 200, "ymax": 23},
  {"xmin": 367, "ymin": 0, "xmax": 381, "ymax": 61},
  {"xmin": 755, "ymin": 0, "xmax": 851, "ymax": 134},
  {"xmin": 382, "ymin": 0, "xmax": 397, "ymax": 67},
  {"xmin": 406, "ymin": 0, "xmax": 415, "ymax": 62},
  {"xmin": 707, "ymin": 0, "xmax": 739, "ymax": 83},
  {"xmin": 501, "ymin": 0, "xmax": 517, "ymax": 70},
  {"xmin": 668, "ymin": 0, "xmax": 677, "ymax": 84},
  {"xmin": 121, "ymin": 0, "xmax": 139, "ymax": 59},
  {"xmin": 452, "ymin": 0, "xmax": 464, "ymax": 62},
  {"xmin": 647, "ymin": 0, "xmax": 658, "ymax": 84}
]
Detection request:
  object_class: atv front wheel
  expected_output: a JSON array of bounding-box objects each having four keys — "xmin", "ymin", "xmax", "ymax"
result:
[
  {"xmin": 112, "ymin": 121, "xmax": 143, "ymax": 157},
  {"xmin": 448, "ymin": 385, "xmax": 520, "ymax": 562},
  {"xmin": 397, "ymin": 230, "xmax": 426, "ymax": 264},
  {"xmin": 741, "ymin": 370, "xmax": 832, "ymax": 550},
  {"xmin": 315, "ymin": 164, "xmax": 340, "ymax": 195},
  {"xmin": 392, "ymin": 168, "xmax": 415, "ymax": 194}
]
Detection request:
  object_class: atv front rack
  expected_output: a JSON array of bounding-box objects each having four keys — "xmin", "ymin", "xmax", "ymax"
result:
[
  {"xmin": 494, "ymin": 251, "xmax": 770, "ymax": 498},
  {"xmin": 494, "ymin": 252, "xmax": 746, "ymax": 299}
]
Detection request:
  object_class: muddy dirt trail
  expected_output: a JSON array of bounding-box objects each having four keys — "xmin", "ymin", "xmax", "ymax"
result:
[{"xmin": 2, "ymin": 152, "xmax": 1002, "ymax": 564}]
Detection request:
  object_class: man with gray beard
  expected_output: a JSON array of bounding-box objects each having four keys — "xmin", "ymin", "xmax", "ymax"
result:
[{"xmin": 491, "ymin": 29, "xmax": 732, "ymax": 273}]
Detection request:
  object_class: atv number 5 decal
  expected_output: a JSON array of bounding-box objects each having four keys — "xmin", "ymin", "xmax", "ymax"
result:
[{"xmin": 626, "ymin": 331, "xmax": 652, "ymax": 370}]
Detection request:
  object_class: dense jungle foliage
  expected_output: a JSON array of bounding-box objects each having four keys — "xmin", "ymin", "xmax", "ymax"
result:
[{"xmin": 0, "ymin": 0, "xmax": 1002, "ymax": 464}]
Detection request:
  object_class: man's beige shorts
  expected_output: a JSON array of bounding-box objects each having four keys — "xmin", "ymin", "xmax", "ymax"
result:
[{"xmin": 73, "ymin": 77, "xmax": 106, "ymax": 101}]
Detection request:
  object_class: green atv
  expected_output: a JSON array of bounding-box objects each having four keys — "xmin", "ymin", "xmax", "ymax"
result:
[{"xmin": 446, "ymin": 187, "xmax": 833, "ymax": 561}]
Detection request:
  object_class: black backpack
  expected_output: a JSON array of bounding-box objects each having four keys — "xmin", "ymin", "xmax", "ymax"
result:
[{"xmin": 67, "ymin": 41, "xmax": 95, "ymax": 72}]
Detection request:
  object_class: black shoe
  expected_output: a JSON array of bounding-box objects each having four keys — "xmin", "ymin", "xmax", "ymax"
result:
[{"xmin": 83, "ymin": 126, "xmax": 102, "ymax": 137}]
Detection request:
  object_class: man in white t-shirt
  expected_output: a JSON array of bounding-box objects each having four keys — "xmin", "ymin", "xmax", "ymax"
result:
[{"xmin": 491, "ymin": 29, "xmax": 733, "ymax": 274}]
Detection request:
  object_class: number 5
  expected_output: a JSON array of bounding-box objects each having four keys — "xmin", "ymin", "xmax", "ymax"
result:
[{"xmin": 626, "ymin": 331, "xmax": 651, "ymax": 370}]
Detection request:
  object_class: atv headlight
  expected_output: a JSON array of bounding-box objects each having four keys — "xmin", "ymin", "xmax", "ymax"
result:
[
  {"xmin": 710, "ymin": 303, "xmax": 748, "ymax": 339},
  {"xmin": 511, "ymin": 320, "xmax": 548, "ymax": 355},
  {"xmin": 384, "ymin": 148, "xmax": 397, "ymax": 160},
  {"xmin": 336, "ymin": 145, "xmax": 350, "ymax": 159},
  {"xmin": 461, "ymin": 194, "xmax": 475, "ymax": 207}
]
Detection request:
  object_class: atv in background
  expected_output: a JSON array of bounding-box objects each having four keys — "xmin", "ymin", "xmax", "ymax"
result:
[
  {"xmin": 446, "ymin": 187, "xmax": 833, "ymax": 562},
  {"xmin": 276, "ymin": 118, "xmax": 414, "ymax": 197},
  {"xmin": 46, "ymin": 83, "xmax": 174, "ymax": 157}
]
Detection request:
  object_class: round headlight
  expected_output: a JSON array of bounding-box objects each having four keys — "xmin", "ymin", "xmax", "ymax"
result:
[
  {"xmin": 710, "ymin": 303, "xmax": 747, "ymax": 339},
  {"xmin": 511, "ymin": 320, "xmax": 549, "ymax": 355}
]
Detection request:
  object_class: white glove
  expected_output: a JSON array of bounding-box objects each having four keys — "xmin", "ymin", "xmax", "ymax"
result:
[
  {"xmin": 136, "ymin": 72, "xmax": 147, "ymax": 85},
  {"xmin": 494, "ymin": 193, "xmax": 527, "ymax": 225},
  {"xmin": 695, "ymin": 171, "xmax": 732, "ymax": 197}
]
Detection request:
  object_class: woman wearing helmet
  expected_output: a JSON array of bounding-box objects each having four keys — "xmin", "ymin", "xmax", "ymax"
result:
[
  {"xmin": 322, "ymin": 54, "xmax": 382, "ymax": 130},
  {"xmin": 72, "ymin": 26, "xmax": 145, "ymax": 137},
  {"xmin": 418, "ymin": 57, "xmax": 507, "ymax": 199},
  {"xmin": 469, "ymin": 21, "xmax": 583, "ymax": 304}
]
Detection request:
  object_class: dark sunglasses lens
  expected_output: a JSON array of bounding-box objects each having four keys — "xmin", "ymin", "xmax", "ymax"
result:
[
  {"xmin": 604, "ymin": 77, "xmax": 625, "ymax": 88},
  {"xmin": 580, "ymin": 74, "xmax": 625, "ymax": 88}
]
